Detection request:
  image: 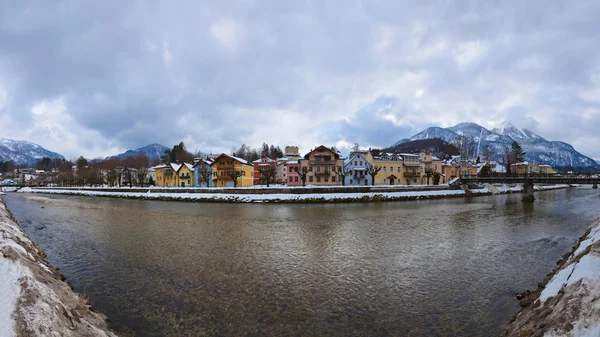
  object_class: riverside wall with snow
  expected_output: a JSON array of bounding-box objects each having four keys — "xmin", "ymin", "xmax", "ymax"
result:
[
  {"xmin": 17, "ymin": 184, "xmax": 568, "ymax": 203},
  {"xmin": 505, "ymin": 218, "xmax": 600, "ymax": 337},
  {"xmin": 0, "ymin": 197, "xmax": 116, "ymax": 337}
]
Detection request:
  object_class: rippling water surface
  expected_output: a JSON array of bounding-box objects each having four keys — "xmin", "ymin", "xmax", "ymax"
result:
[{"xmin": 3, "ymin": 188, "xmax": 600, "ymax": 336}]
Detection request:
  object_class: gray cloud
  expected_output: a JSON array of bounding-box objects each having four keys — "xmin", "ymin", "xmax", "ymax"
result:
[{"xmin": 0, "ymin": 0, "xmax": 599, "ymax": 160}]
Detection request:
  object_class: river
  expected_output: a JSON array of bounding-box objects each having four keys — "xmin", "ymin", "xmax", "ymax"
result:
[{"xmin": 3, "ymin": 187, "xmax": 600, "ymax": 336}]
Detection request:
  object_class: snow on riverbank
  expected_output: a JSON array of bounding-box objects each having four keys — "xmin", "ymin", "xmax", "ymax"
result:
[
  {"xmin": 0, "ymin": 198, "xmax": 116, "ymax": 337},
  {"xmin": 505, "ymin": 217, "xmax": 600, "ymax": 337},
  {"xmin": 20, "ymin": 187, "xmax": 490, "ymax": 203},
  {"xmin": 17, "ymin": 184, "xmax": 569, "ymax": 203}
]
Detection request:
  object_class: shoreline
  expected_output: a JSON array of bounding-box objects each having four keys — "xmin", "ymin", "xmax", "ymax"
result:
[
  {"xmin": 0, "ymin": 197, "xmax": 116, "ymax": 337},
  {"xmin": 504, "ymin": 217, "xmax": 600, "ymax": 336},
  {"xmin": 17, "ymin": 184, "xmax": 569, "ymax": 203}
]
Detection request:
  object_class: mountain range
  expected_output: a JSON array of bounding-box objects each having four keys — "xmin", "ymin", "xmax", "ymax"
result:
[
  {"xmin": 107, "ymin": 144, "xmax": 169, "ymax": 161},
  {"xmin": 0, "ymin": 138, "xmax": 65, "ymax": 166},
  {"xmin": 394, "ymin": 122, "xmax": 597, "ymax": 168}
]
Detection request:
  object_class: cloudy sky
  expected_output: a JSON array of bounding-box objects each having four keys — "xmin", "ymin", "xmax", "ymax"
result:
[{"xmin": 1, "ymin": 1, "xmax": 599, "ymax": 160}]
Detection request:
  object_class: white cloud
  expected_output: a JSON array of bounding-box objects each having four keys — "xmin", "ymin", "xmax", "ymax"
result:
[
  {"xmin": 162, "ymin": 39, "xmax": 173, "ymax": 65},
  {"xmin": 453, "ymin": 40, "xmax": 489, "ymax": 69},
  {"xmin": 373, "ymin": 25, "xmax": 395, "ymax": 53},
  {"xmin": 210, "ymin": 17, "xmax": 240, "ymax": 51},
  {"xmin": 0, "ymin": 86, "xmax": 6, "ymax": 110},
  {"xmin": 26, "ymin": 97, "xmax": 121, "ymax": 158}
]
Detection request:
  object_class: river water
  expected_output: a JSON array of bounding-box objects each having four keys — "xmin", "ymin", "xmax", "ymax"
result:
[{"xmin": 3, "ymin": 188, "xmax": 600, "ymax": 336}]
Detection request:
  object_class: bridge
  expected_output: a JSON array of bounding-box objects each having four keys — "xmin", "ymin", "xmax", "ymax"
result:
[{"xmin": 452, "ymin": 175, "xmax": 600, "ymax": 201}]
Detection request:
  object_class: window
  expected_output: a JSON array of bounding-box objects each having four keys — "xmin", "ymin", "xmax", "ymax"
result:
[
  {"xmin": 383, "ymin": 167, "xmax": 387, "ymax": 173},
  {"xmin": 316, "ymin": 176, "xmax": 321, "ymax": 183},
  {"xmin": 295, "ymin": 176, "xmax": 298, "ymax": 182},
  {"xmin": 289, "ymin": 176, "xmax": 293, "ymax": 182},
  {"xmin": 309, "ymin": 176, "xmax": 313, "ymax": 182},
  {"xmin": 383, "ymin": 178, "xmax": 386, "ymax": 184},
  {"xmin": 413, "ymin": 179, "xmax": 417, "ymax": 183},
  {"xmin": 390, "ymin": 167, "xmax": 394, "ymax": 173},
  {"xmin": 339, "ymin": 176, "xmax": 343, "ymax": 182},
  {"xmin": 324, "ymin": 176, "xmax": 329, "ymax": 182},
  {"xmin": 360, "ymin": 161, "xmax": 362, "ymax": 166},
  {"xmin": 350, "ymin": 179, "xmax": 353, "ymax": 184},
  {"xmin": 317, "ymin": 166, "xmax": 321, "ymax": 172},
  {"xmin": 354, "ymin": 161, "xmax": 357, "ymax": 166}
]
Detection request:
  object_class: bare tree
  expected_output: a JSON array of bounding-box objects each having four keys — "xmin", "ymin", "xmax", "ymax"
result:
[
  {"xmin": 258, "ymin": 165, "xmax": 276, "ymax": 187},
  {"xmin": 333, "ymin": 166, "xmax": 349, "ymax": 186},
  {"xmin": 197, "ymin": 167, "xmax": 212, "ymax": 187},
  {"xmin": 294, "ymin": 166, "xmax": 310, "ymax": 186},
  {"xmin": 226, "ymin": 169, "xmax": 245, "ymax": 188},
  {"xmin": 136, "ymin": 168, "xmax": 148, "ymax": 187},
  {"xmin": 424, "ymin": 168, "xmax": 436, "ymax": 185},
  {"xmin": 365, "ymin": 165, "xmax": 382, "ymax": 186}
]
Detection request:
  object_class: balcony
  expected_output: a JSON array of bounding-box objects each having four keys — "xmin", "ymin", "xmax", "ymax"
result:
[
  {"xmin": 404, "ymin": 171, "xmax": 421, "ymax": 177},
  {"xmin": 180, "ymin": 175, "xmax": 191, "ymax": 180},
  {"xmin": 217, "ymin": 174, "xmax": 233, "ymax": 180},
  {"xmin": 164, "ymin": 171, "xmax": 173, "ymax": 176},
  {"xmin": 315, "ymin": 171, "xmax": 332, "ymax": 176},
  {"xmin": 215, "ymin": 164, "xmax": 235, "ymax": 170},
  {"xmin": 309, "ymin": 160, "xmax": 336, "ymax": 165}
]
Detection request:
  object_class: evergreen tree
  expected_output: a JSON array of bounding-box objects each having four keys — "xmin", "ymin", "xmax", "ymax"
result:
[{"xmin": 511, "ymin": 141, "xmax": 526, "ymax": 163}]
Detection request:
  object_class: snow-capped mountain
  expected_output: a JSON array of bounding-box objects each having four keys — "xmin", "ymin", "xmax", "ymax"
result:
[
  {"xmin": 491, "ymin": 121, "xmax": 546, "ymax": 141},
  {"xmin": 108, "ymin": 144, "xmax": 169, "ymax": 161},
  {"xmin": 0, "ymin": 138, "xmax": 65, "ymax": 166},
  {"xmin": 394, "ymin": 122, "xmax": 597, "ymax": 168},
  {"xmin": 393, "ymin": 127, "xmax": 458, "ymax": 146}
]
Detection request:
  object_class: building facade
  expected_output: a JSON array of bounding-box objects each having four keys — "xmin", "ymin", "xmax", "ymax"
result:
[
  {"xmin": 211, "ymin": 154, "xmax": 254, "ymax": 187},
  {"xmin": 193, "ymin": 159, "xmax": 213, "ymax": 187},
  {"xmin": 344, "ymin": 151, "xmax": 372, "ymax": 186},
  {"xmin": 252, "ymin": 157, "xmax": 277, "ymax": 185},
  {"xmin": 301, "ymin": 145, "xmax": 344, "ymax": 185},
  {"xmin": 365, "ymin": 150, "xmax": 404, "ymax": 185}
]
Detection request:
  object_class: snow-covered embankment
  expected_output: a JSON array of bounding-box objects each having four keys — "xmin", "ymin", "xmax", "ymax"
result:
[
  {"xmin": 505, "ymin": 217, "xmax": 600, "ymax": 337},
  {"xmin": 0, "ymin": 198, "xmax": 116, "ymax": 337},
  {"xmin": 18, "ymin": 184, "xmax": 568, "ymax": 203}
]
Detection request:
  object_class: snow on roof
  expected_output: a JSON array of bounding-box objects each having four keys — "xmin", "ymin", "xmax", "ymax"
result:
[
  {"xmin": 152, "ymin": 165, "xmax": 168, "ymax": 169},
  {"xmin": 252, "ymin": 157, "xmax": 276, "ymax": 163},
  {"xmin": 230, "ymin": 156, "xmax": 249, "ymax": 165},
  {"xmin": 494, "ymin": 166, "xmax": 507, "ymax": 173},
  {"xmin": 170, "ymin": 163, "xmax": 182, "ymax": 171},
  {"xmin": 286, "ymin": 161, "xmax": 299, "ymax": 164},
  {"xmin": 184, "ymin": 163, "xmax": 194, "ymax": 171}
]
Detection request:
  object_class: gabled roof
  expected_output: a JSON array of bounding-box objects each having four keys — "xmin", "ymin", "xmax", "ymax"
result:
[
  {"xmin": 170, "ymin": 163, "xmax": 182, "ymax": 171},
  {"xmin": 252, "ymin": 157, "xmax": 276, "ymax": 163},
  {"xmin": 303, "ymin": 145, "xmax": 341, "ymax": 160},
  {"xmin": 210, "ymin": 153, "xmax": 250, "ymax": 166},
  {"xmin": 192, "ymin": 159, "xmax": 213, "ymax": 167}
]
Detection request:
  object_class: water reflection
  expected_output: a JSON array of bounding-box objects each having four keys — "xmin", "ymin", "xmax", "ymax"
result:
[{"xmin": 3, "ymin": 188, "xmax": 600, "ymax": 337}]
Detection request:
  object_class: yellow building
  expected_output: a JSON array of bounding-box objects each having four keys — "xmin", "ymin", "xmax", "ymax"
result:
[
  {"xmin": 176, "ymin": 163, "xmax": 195, "ymax": 187},
  {"xmin": 365, "ymin": 150, "xmax": 406, "ymax": 185},
  {"xmin": 155, "ymin": 164, "xmax": 177, "ymax": 187},
  {"xmin": 211, "ymin": 154, "xmax": 254, "ymax": 187},
  {"xmin": 154, "ymin": 163, "xmax": 195, "ymax": 187},
  {"xmin": 400, "ymin": 153, "xmax": 425, "ymax": 185}
]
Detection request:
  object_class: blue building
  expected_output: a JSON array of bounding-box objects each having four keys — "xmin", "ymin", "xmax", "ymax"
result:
[
  {"xmin": 344, "ymin": 151, "xmax": 372, "ymax": 186},
  {"xmin": 192, "ymin": 158, "xmax": 213, "ymax": 187}
]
